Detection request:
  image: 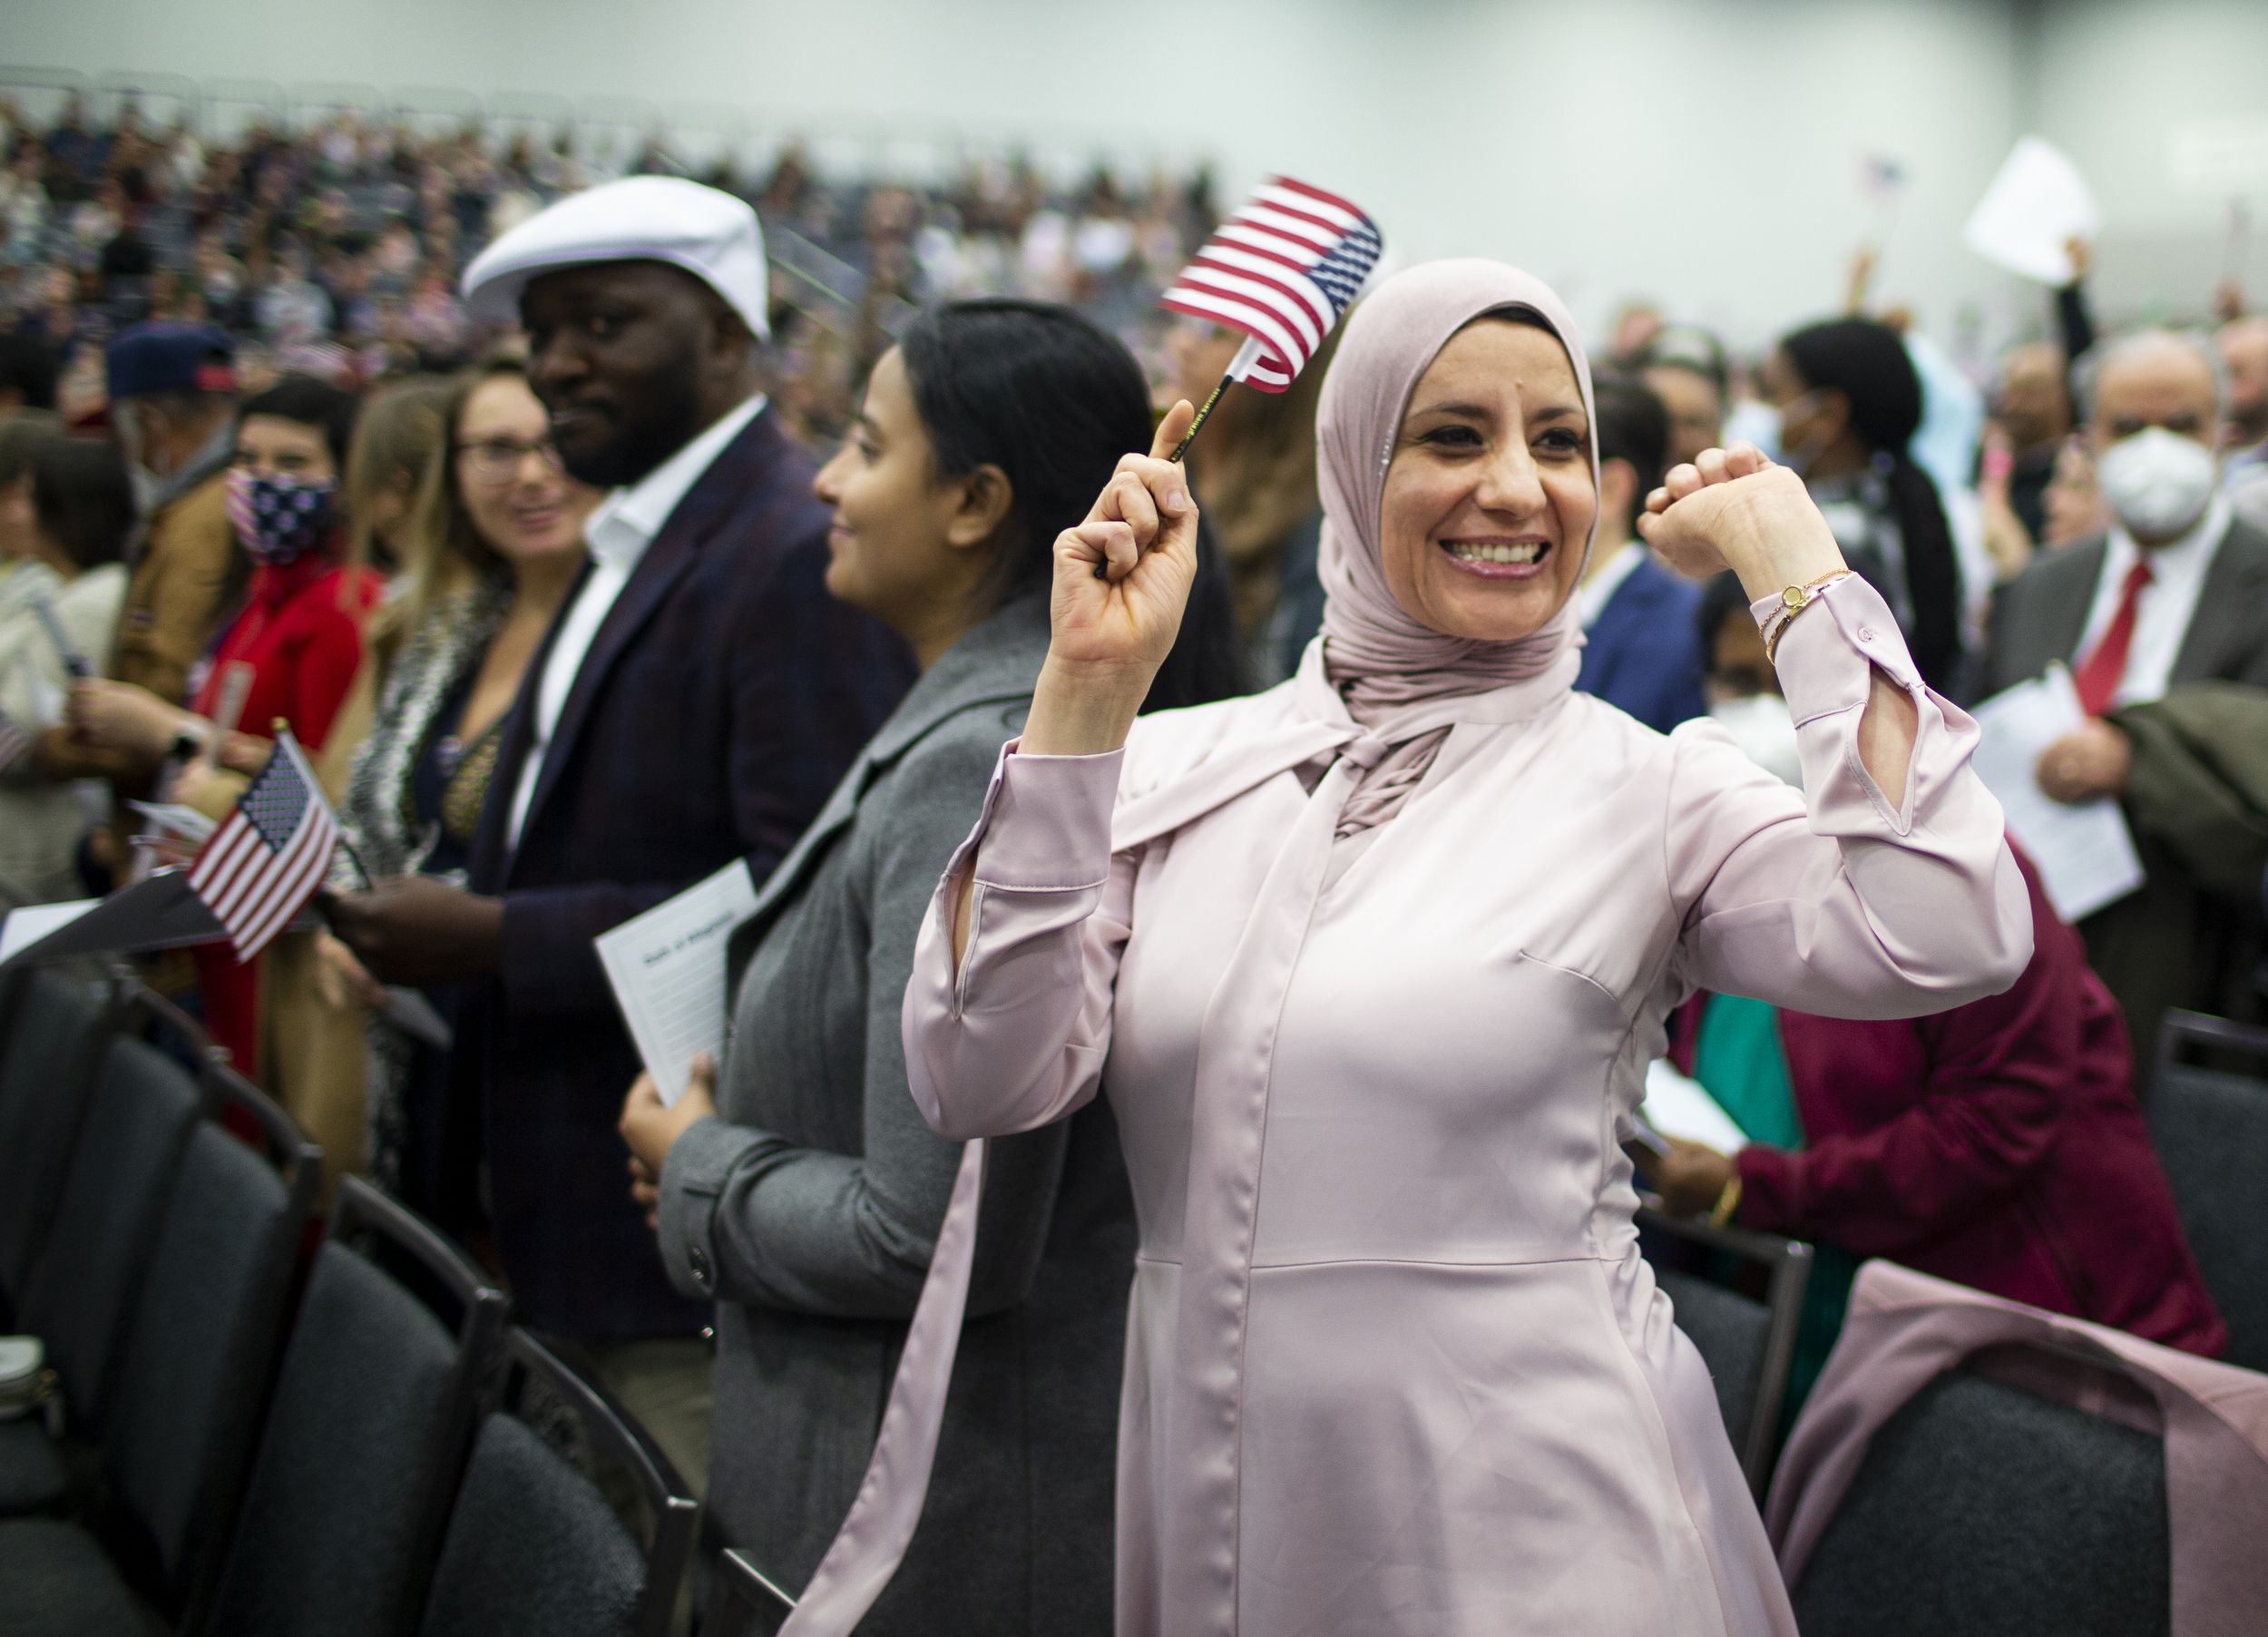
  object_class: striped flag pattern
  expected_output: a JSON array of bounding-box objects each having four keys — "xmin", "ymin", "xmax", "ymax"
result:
[
  {"xmin": 1161, "ymin": 176, "xmax": 1384, "ymax": 392},
  {"xmin": 187, "ymin": 729, "xmax": 339, "ymax": 963}
]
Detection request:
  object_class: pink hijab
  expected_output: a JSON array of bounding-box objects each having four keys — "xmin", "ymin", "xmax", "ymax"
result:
[{"xmin": 1310, "ymin": 258, "xmax": 1601, "ymax": 830}]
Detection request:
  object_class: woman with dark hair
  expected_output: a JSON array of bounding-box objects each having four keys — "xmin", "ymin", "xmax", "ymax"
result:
[
  {"xmin": 615, "ymin": 299, "xmax": 1243, "ymax": 1632},
  {"xmin": 0, "ymin": 431, "xmax": 132, "ymax": 907},
  {"xmin": 1764, "ymin": 318, "xmax": 1965, "ymax": 687}
]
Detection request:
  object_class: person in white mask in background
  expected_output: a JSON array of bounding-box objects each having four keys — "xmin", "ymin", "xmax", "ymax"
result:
[{"xmin": 1982, "ymin": 327, "xmax": 2268, "ymax": 1064}]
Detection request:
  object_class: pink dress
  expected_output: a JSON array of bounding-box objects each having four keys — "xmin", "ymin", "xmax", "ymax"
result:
[{"xmin": 902, "ymin": 575, "xmax": 2031, "ymax": 1636}]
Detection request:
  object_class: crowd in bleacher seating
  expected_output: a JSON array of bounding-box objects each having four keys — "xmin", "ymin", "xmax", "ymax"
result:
[
  {"xmin": 1, "ymin": 83, "xmax": 2266, "ymax": 1637},
  {"xmin": 0, "ymin": 91, "xmax": 1217, "ymax": 446}
]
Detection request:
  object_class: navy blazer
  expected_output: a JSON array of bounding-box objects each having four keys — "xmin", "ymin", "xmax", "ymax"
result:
[
  {"xmin": 1573, "ymin": 554, "xmax": 1708, "ymax": 734},
  {"xmin": 458, "ymin": 407, "xmax": 913, "ymax": 1341}
]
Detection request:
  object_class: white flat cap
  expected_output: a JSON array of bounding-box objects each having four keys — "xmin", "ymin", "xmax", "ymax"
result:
[{"xmin": 462, "ymin": 175, "xmax": 770, "ymax": 338}]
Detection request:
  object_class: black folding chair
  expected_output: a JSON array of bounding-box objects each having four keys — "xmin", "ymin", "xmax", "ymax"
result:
[
  {"xmin": 0, "ymin": 1020, "xmax": 202, "ymax": 1519},
  {"xmin": 0, "ymin": 1045, "xmax": 319, "ymax": 1636},
  {"xmin": 1789, "ymin": 1355, "xmax": 2169, "ymax": 1637},
  {"xmin": 703, "ymin": 1547, "xmax": 800, "ymax": 1637},
  {"xmin": 418, "ymin": 1329, "xmax": 699, "ymax": 1637},
  {"xmin": 198, "ymin": 1177, "xmax": 510, "ymax": 1637},
  {"xmin": 2146, "ymin": 1009, "xmax": 2268, "ymax": 1371},
  {"xmin": 1638, "ymin": 1204, "xmax": 1813, "ymax": 1496},
  {"xmin": 0, "ymin": 969, "xmax": 119, "ymax": 1318}
]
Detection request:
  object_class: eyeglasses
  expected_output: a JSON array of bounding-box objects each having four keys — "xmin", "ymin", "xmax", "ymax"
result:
[{"xmin": 456, "ymin": 436, "xmax": 562, "ymax": 485}]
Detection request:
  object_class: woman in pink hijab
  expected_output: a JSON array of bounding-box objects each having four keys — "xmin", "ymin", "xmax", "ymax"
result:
[{"xmin": 893, "ymin": 260, "xmax": 2031, "ymax": 1636}]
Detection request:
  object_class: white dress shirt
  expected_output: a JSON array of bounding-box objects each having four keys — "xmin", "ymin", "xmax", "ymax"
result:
[
  {"xmin": 504, "ymin": 393, "xmax": 766, "ymax": 849},
  {"xmin": 2073, "ymin": 493, "xmax": 2232, "ymax": 711},
  {"xmin": 1577, "ymin": 540, "xmax": 1645, "ymax": 629}
]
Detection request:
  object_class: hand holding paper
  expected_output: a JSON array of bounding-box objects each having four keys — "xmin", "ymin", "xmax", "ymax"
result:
[
  {"xmin": 1968, "ymin": 665, "xmax": 2144, "ymax": 922},
  {"xmin": 619, "ymin": 1052, "xmax": 719, "ymax": 1193},
  {"xmin": 595, "ymin": 858, "xmax": 758, "ymax": 1106}
]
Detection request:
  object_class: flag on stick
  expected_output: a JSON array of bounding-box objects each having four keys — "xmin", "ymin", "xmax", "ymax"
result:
[
  {"xmin": 186, "ymin": 727, "xmax": 339, "ymax": 963},
  {"xmin": 1158, "ymin": 175, "xmax": 1383, "ymax": 458}
]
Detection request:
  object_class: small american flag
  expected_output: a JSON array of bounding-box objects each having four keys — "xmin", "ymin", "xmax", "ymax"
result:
[
  {"xmin": 1161, "ymin": 176, "xmax": 1383, "ymax": 393},
  {"xmin": 188, "ymin": 728, "xmax": 339, "ymax": 963}
]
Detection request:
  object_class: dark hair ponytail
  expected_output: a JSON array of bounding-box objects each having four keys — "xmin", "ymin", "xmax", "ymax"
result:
[
  {"xmin": 894, "ymin": 299, "xmax": 1247, "ymax": 709},
  {"xmin": 1780, "ymin": 319, "xmax": 1962, "ymax": 687}
]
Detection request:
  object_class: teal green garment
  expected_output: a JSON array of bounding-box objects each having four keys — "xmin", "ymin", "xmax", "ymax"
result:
[
  {"xmin": 1689, "ymin": 995, "xmax": 1860, "ymax": 1422},
  {"xmin": 1691, "ymin": 995, "xmax": 1804, "ymax": 1150}
]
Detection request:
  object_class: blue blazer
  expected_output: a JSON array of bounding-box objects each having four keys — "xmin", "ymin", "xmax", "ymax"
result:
[
  {"xmin": 459, "ymin": 407, "xmax": 914, "ymax": 1341},
  {"xmin": 1574, "ymin": 554, "xmax": 1708, "ymax": 735}
]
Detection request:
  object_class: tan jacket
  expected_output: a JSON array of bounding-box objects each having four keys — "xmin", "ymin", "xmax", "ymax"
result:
[{"xmin": 35, "ymin": 466, "xmax": 242, "ymax": 786}]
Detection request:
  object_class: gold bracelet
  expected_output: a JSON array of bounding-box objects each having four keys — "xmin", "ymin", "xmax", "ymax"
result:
[
  {"xmin": 1707, "ymin": 1173, "xmax": 1744, "ymax": 1230},
  {"xmin": 1762, "ymin": 572, "xmax": 1851, "ymax": 666}
]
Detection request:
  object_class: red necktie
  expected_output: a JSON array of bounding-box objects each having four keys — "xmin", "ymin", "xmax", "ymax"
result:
[{"xmin": 2072, "ymin": 558, "xmax": 2154, "ymax": 716}]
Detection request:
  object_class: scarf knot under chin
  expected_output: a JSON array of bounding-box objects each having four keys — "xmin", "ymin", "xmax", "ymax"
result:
[{"xmin": 1308, "ymin": 259, "xmax": 1600, "ymax": 835}]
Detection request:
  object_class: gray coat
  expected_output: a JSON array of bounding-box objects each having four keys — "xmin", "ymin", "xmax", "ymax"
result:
[
  {"xmin": 1982, "ymin": 515, "xmax": 2268, "ymax": 697},
  {"xmin": 1983, "ymin": 515, "xmax": 2268, "ymax": 1062},
  {"xmin": 657, "ymin": 595, "xmax": 1130, "ymax": 1634}
]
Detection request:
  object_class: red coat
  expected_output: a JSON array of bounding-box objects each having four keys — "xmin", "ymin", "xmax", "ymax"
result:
[
  {"xmin": 190, "ymin": 555, "xmax": 378, "ymax": 747},
  {"xmin": 191, "ymin": 554, "xmax": 379, "ymax": 1074},
  {"xmin": 1726, "ymin": 850, "xmax": 2225, "ymax": 1358}
]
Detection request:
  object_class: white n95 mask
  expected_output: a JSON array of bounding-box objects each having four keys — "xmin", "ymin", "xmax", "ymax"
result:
[{"xmin": 2095, "ymin": 426, "xmax": 2217, "ymax": 539}]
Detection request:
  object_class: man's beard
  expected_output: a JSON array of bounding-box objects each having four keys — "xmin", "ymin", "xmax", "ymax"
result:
[{"xmin": 560, "ymin": 368, "xmax": 709, "ymax": 490}]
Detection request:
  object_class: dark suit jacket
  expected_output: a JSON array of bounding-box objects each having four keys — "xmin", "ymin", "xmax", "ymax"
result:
[
  {"xmin": 1573, "ymin": 553, "xmax": 1707, "ymax": 735},
  {"xmin": 1982, "ymin": 516, "xmax": 2268, "ymax": 698},
  {"xmin": 460, "ymin": 407, "xmax": 913, "ymax": 1340},
  {"xmin": 1983, "ymin": 515, "xmax": 2268, "ymax": 1065}
]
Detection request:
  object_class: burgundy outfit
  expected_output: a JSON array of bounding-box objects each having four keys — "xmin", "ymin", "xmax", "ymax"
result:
[{"xmin": 1726, "ymin": 851, "xmax": 2224, "ymax": 1357}]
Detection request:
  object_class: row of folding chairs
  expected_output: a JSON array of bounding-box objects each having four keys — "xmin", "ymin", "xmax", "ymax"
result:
[
  {"xmin": 0, "ymin": 966, "xmax": 700, "ymax": 1636},
  {"xmin": 1649, "ymin": 1227, "xmax": 2201, "ymax": 1637},
  {"xmin": 1645, "ymin": 1007, "xmax": 2268, "ymax": 1495},
  {"xmin": 2146, "ymin": 1009, "xmax": 2268, "ymax": 1371},
  {"xmin": 1643, "ymin": 1006, "xmax": 2268, "ymax": 1635}
]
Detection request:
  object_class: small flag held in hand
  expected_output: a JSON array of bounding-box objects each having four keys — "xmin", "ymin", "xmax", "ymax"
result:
[
  {"xmin": 187, "ymin": 727, "xmax": 339, "ymax": 963},
  {"xmin": 1161, "ymin": 175, "xmax": 1383, "ymax": 440}
]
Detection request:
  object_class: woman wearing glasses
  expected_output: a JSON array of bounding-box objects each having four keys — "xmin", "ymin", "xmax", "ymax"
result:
[{"xmin": 316, "ymin": 358, "xmax": 600, "ymax": 1215}]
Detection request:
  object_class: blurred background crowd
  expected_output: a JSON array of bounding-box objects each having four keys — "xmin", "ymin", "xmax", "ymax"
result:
[{"xmin": 0, "ymin": 90, "xmax": 1217, "ymax": 444}]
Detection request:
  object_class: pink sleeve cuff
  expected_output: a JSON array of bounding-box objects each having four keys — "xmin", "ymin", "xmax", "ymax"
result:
[
  {"xmin": 969, "ymin": 743, "xmax": 1125, "ymax": 892},
  {"xmin": 1752, "ymin": 573, "xmax": 1921, "ymax": 725}
]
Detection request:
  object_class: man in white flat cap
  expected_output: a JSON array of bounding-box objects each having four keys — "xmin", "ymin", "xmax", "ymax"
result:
[{"xmin": 329, "ymin": 176, "xmax": 911, "ymax": 1487}]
